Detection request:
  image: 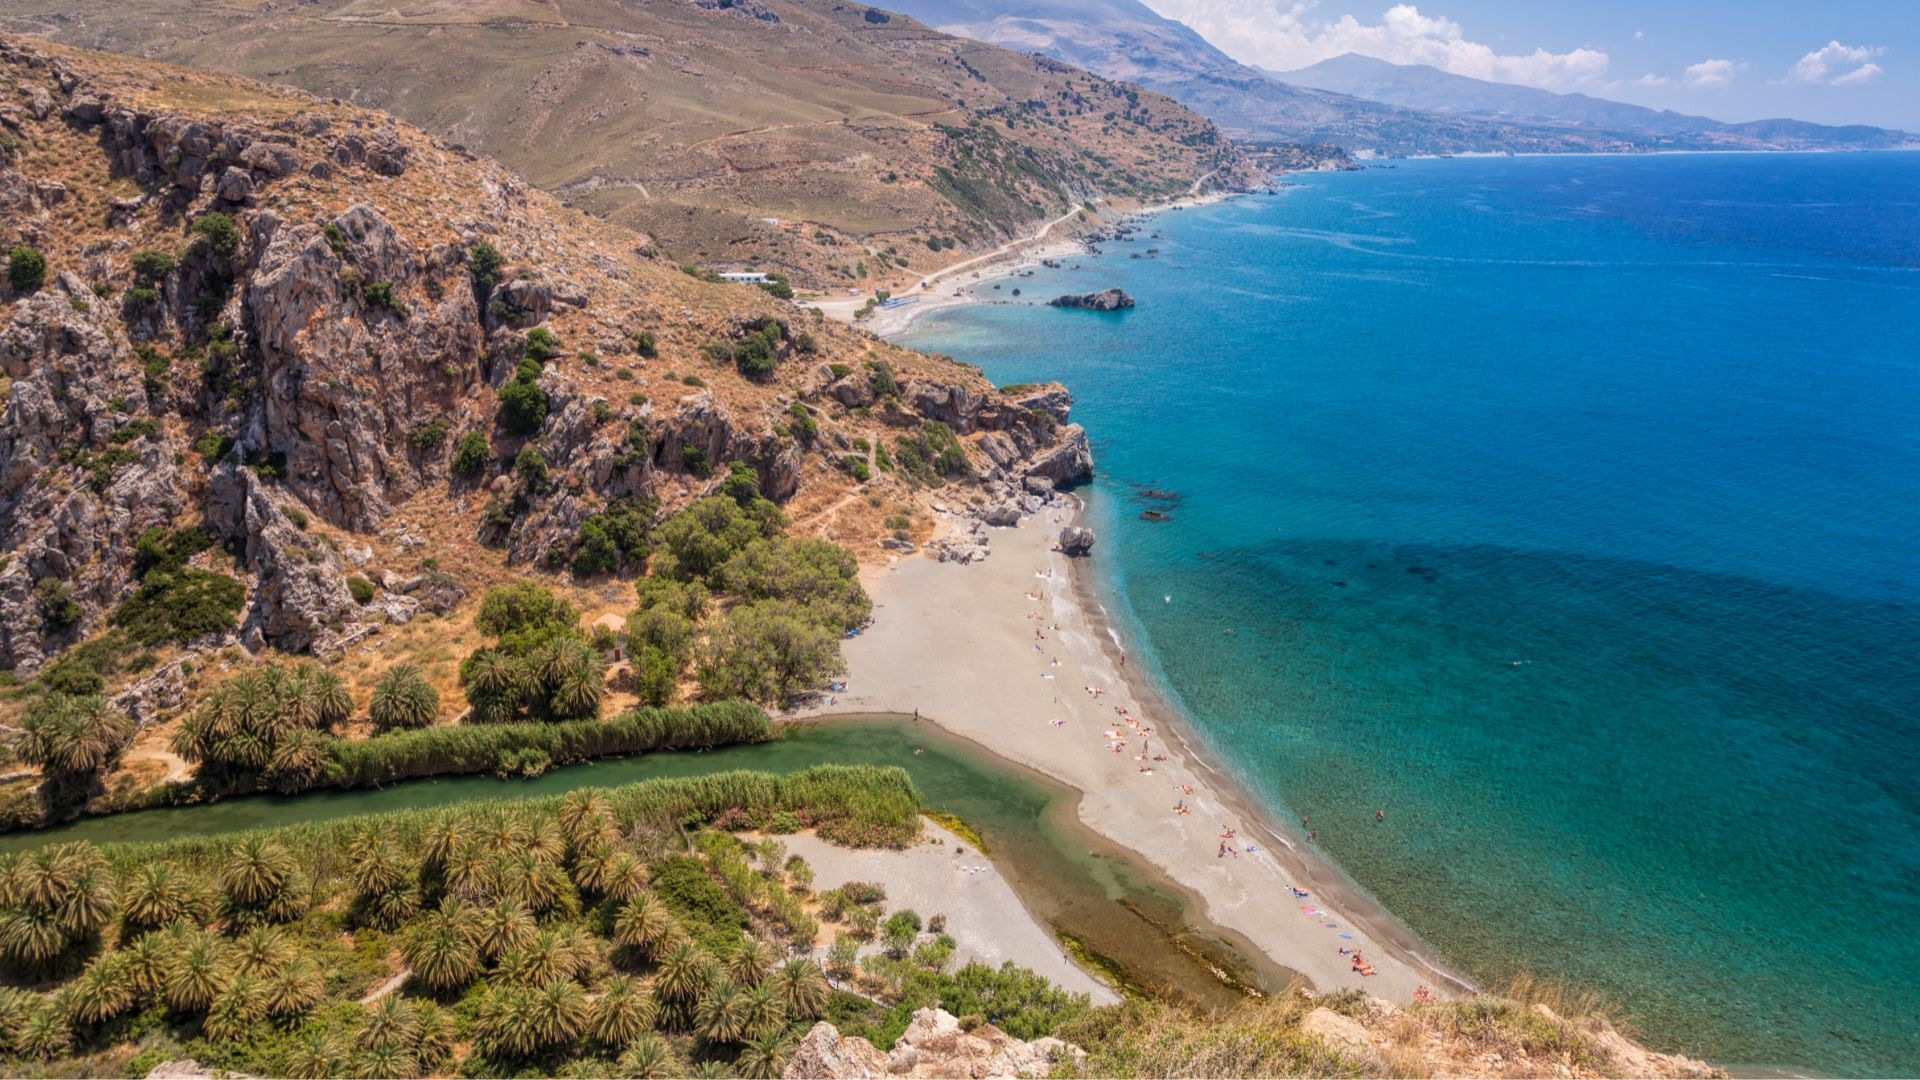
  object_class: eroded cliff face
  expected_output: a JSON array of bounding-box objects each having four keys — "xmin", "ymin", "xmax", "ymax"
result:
[{"xmin": 0, "ymin": 36, "xmax": 1093, "ymax": 672}]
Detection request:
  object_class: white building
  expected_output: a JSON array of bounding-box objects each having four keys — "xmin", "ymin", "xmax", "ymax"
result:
[{"xmin": 718, "ymin": 271, "xmax": 770, "ymax": 284}]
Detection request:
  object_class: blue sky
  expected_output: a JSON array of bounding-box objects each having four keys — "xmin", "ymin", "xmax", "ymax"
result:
[{"xmin": 1140, "ymin": 0, "xmax": 1919, "ymax": 130}]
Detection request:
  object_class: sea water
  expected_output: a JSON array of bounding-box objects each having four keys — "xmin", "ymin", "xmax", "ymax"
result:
[{"xmin": 902, "ymin": 152, "xmax": 1920, "ymax": 1076}]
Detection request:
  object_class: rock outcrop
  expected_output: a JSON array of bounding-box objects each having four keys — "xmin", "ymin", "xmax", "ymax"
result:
[
  {"xmin": 1048, "ymin": 288, "xmax": 1134, "ymax": 311},
  {"xmin": 1058, "ymin": 526, "xmax": 1096, "ymax": 555},
  {"xmin": 783, "ymin": 1008, "xmax": 1081, "ymax": 1079}
]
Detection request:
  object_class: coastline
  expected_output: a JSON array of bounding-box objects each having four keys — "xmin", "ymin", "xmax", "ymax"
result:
[
  {"xmin": 803, "ymin": 506, "xmax": 1475, "ymax": 1005},
  {"xmin": 810, "ymin": 189, "xmax": 1241, "ymax": 338}
]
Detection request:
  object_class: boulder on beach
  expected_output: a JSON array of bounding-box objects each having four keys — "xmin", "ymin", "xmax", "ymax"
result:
[
  {"xmin": 1058, "ymin": 526, "xmax": 1096, "ymax": 555},
  {"xmin": 1048, "ymin": 288, "xmax": 1134, "ymax": 312}
]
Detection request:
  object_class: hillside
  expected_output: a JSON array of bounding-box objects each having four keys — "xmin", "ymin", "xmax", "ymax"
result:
[
  {"xmin": 1279, "ymin": 54, "xmax": 1920, "ymax": 150},
  {"xmin": 0, "ymin": 0, "xmax": 1261, "ymax": 287},
  {"xmin": 0, "ymin": 30, "xmax": 1093, "ymax": 780}
]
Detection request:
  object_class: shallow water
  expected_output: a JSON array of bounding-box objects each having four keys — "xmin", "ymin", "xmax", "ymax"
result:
[
  {"xmin": 903, "ymin": 153, "xmax": 1920, "ymax": 1075},
  {"xmin": 4, "ymin": 717, "xmax": 1274, "ymax": 1009}
]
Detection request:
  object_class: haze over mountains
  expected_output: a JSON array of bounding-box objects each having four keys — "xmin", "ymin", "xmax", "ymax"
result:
[
  {"xmin": 875, "ymin": 0, "xmax": 1919, "ymax": 154},
  {"xmin": 1280, "ymin": 53, "xmax": 1919, "ymax": 151}
]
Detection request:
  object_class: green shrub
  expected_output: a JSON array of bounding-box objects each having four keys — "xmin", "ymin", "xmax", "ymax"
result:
[
  {"xmin": 681, "ymin": 445, "xmax": 708, "ymax": 476},
  {"xmin": 7, "ymin": 246, "xmax": 46, "ymax": 292},
  {"xmin": 867, "ymin": 359, "xmax": 900, "ymax": 399},
  {"xmin": 409, "ymin": 418, "xmax": 451, "ymax": 451},
  {"xmin": 469, "ymin": 241, "xmax": 504, "ymax": 292},
  {"xmin": 130, "ymin": 249, "xmax": 177, "ymax": 283},
  {"xmin": 523, "ymin": 326, "xmax": 561, "ymax": 363},
  {"xmin": 632, "ymin": 329, "xmax": 657, "ymax": 358},
  {"xmin": 194, "ymin": 430, "xmax": 237, "ymax": 464},
  {"xmin": 513, "ymin": 445, "xmax": 548, "ymax": 489},
  {"xmin": 893, "ymin": 422, "xmax": 970, "ymax": 487},
  {"xmin": 111, "ymin": 569, "xmax": 246, "ymax": 646},
  {"xmin": 497, "ymin": 378, "xmax": 547, "ymax": 435},
  {"xmin": 363, "ymin": 279, "xmax": 397, "ymax": 310},
  {"xmin": 132, "ymin": 524, "xmax": 215, "ymax": 580},
  {"xmin": 346, "ymin": 575, "xmax": 376, "ymax": 605},
  {"xmin": 32, "ymin": 577, "xmax": 83, "ymax": 630},
  {"xmin": 453, "ymin": 431, "xmax": 490, "ymax": 475},
  {"xmin": 192, "ymin": 212, "xmax": 241, "ymax": 258},
  {"xmin": 572, "ymin": 497, "xmax": 653, "ymax": 578}
]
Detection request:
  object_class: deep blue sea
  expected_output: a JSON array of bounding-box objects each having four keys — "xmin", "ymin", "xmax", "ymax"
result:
[{"xmin": 901, "ymin": 153, "xmax": 1920, "ymax": 1076}]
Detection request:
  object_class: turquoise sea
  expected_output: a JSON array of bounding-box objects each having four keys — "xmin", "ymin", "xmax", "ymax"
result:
[{"xmin": 901, "ymin": 153, "xmax": 1920, "ymax": 1076}]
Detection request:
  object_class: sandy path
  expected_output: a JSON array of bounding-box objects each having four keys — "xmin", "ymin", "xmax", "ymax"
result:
[
  {"xmin": 807, "ymin": 514, "xmax": 1461, "ymax": 1004},
  {"xmin": 780, "ymin": 819, "xmax": 1117, "ymax": 1003}
]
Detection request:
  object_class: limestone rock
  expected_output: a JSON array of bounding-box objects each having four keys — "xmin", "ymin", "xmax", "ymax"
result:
[
  {"xmin": 1058, "ymin": 526, "xmax": 1095, "ymax": 555},
  {"xmin": 207, "ymin": 466, "xmax": 357, "ymax": 654},
  {"xmin": 1302, "ymin": 1007, "xmax": 1374, "ymax": 1056},
  {"xmin": 977, "ymin": 502, "xmax": 1021, "ymax": 527},
  {"xmin": 784, "ymin": 1021, "xmax": 889, "ymax": 1079}
]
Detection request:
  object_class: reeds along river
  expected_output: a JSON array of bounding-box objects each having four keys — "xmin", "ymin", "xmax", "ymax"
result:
[
  {"xmin": 903, "ymin": 151, "xmax": 1920, "ymax": 1077},
  {"xmin": 2, "ymin": 716, "xmax": 1282, "ymax": 1011}
]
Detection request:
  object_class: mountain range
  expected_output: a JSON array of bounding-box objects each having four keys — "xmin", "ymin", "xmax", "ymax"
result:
[
  {"xmin": 874, "ymin": 0, "xmax": 1919, "ymax": 154},
  {"xmin": 1279, "ymin": 53, "xmax": 1919, "ymax": 151}
]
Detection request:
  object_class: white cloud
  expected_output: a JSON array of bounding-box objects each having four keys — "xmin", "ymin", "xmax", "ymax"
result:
[
  {"xmin": 1830, "ymin": 61, "xmax": 1883, "ymax": 86},
  {"xmin": 1141, "ymin": 1, "xmax": 1610, "ymax": 89},
  {"xmin": 1633, "ymin": 30, "xmax": 1644, "ymax": 41},
  {"xmin": 1684, "ymin": 58, "xmax": 1744, "ymax": 88},
  {"xmin": 1783, "ymin": 40, "xmax": 1885, "ymax": 85},
  {"xmin": 1633, "ymin": 73, "xmax": 1670, "ymax": 87}
]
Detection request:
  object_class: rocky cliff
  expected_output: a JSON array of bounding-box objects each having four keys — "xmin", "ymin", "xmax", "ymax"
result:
[{"xmin": 0, "ymin": 36, "xmax": 1092, "ymax": 674}]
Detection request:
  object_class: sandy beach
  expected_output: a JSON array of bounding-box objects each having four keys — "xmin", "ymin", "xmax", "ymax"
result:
[
  {"xmin": 807, "ymin": 511, "xmax": 1469, "ymax": 1005},
  {"xmin": 780, "ymin": 817, "xmax": 1119, "ymax": 1003},
  {"xmin": 809, "ymin": 190, "xmax": 1241, "ymax": 338}
]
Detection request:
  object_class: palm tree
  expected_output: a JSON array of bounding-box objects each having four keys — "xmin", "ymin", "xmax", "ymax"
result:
[
  {"xmin": 69, "ymin": 951, "xmax": 137, "ymax": 1025},
  {"xmin": 419, "ymin": 811, "xmax": 468, "ymax": 878},
  {"xmin": 695, "ymin": 972, "xmax": 746, "ymax": 1044},
  {"xmin": 414, "ymin": 1000, "xmax": 457, "ymax": 1071},
  {"xmin": 361, "ymin": 995, "xmax": 419, "ymax": 1050},
  {"xmin": 232, "ymin": 926, "xmax": 295, "ymax": 976},
  {"xmin": 163, "ymin": 930, "xmax": 230, "ymax": 1014},
  {"xmin": 18, "ymin": 695, "xmax": 134, "ymax": 778},
  {"xmin": 202, "ymin": 971, "xmax": 269, "ymax": 1041},
  {"xmin": 476, "ymin": 984, "xmax": 540, "ymax": 1059},
  {"xmin": 497, "ymin": 850, "xmax": 564, "ymax": 913},
  {"xmin": 283, "ymin": 1025, "xmax": 346, "ymax": 1079},
  {"xmin": 736, "ymin": 1029, "xmax": 793, "ymax": 1079},
  {"xmin": 221, "ymin": 836, "xmax": 295, "ymax": 906},
  {"xmin": 555, "ymin": 790, "xmax": 614, "ymax": 851},
  {"xmin": 18, "ymin": 1001, "xmax": 71, "ymax": 1060},
  {"xmin": 740, "ymin": 978, "xmax": 786, "ymax": 1041},
  {"xmin": 774, "ymin": 959, "xmax": 830, "ymax": 1021},
  {"xmin": 0, "ymin": 842, "xmax": 115, "ymax": 967},
  {"xmin": 369, "ymin": 664, "xmax": 440, "ymax": 731},
  {"xmin": 403, "ymin": 900, "xmax": 481, "ymax": 991},
  {"xmin": 121, "ymin": 929, "xmax": 173, "ymax": 996},
  {"xmin": 688, "ymin": 1059, "xmax": 729, "ymax": 1080},
  {"xmin": 474, "ymin": 899, "xmax": 537, "ymax": 962},
  {"xmin": 613, "ymin": 893, "xmax": 672, "ymax": 956},
  {"xmin": 297, "ymin": 665, "xmax": 353, "ymax": 729},
  {"xmin": 654, "ymin": 942, "xmax": 713, "ymax": 1005},
  {"xmin": 587, "ymin": 974, "xmax": 657, "ymax": 1046},
  {"xmin": 602, "ymin": 853, "xmax": 648, "ymax": 902},
  {"xmin": 617, "ymin": 1031, "xmax": 677, "ymax": 1079},
  {"xmin": 350, "ymin": 1042, "xmax": 416, "ymax": 1080},
  {"xmin": 539, "ymin": 638, "xmax": 605, "ymax": 719},
  {"xmin": 728, "ymin": 935, "xmax": 778, "ymax": 985},
  {"xmin": 441, "ymin": 837, "xmax": 496, "ymax": 902},
  {"xmin": 529, "ymin": 978, "xmax": 588, "ymax": 1049},
  {"xmin": 263, "ymin": 959, "xmax": 324, "ymax": 1017},
  {"xmin": 363, "ymin": 876, "xmax": 421, "ymax": 929},
  {"xmin": 264, "ymin": 728, "xmax": 331, "ymax": 794},
  {"xmin": 462, "ymin": 649, "xmax": 525, "ymax": 723},
  {"xmin": 526, "ymin": 817, "xmax": 567, "ymax": 864},
  {"xmin": 121, "ymin": 863, "xmax": 197, "ymax": 928},
  {"xmin": 497, "ymin": 928, "xmax": 571, "ymax": 987},
  {"xmin": 573, "ymin": 841, "xmax": 614, "ymax": 895}
]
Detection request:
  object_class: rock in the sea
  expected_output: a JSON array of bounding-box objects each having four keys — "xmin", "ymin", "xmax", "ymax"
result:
[
  {"xmin": 1058, "ymin": 525, "xmax": 1096, "ymax": 555},
  {"xmin": 1048, "ymin": 287, "xmax": 1134, "ymax": 311}
]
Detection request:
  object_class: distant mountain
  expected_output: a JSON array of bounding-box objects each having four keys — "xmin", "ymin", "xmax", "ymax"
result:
[
  {"xmin": 1279, "ymin": 53, "xmax": 1920, "ymax": 150},
  {"xmin": 868, "ymin": 0, "xmax": 1651, "ymax": 155}
]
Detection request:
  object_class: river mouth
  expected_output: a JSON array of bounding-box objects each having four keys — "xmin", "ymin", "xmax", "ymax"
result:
[{"xmin": 3, "ymin": 714, "xmax": 1293, "ymax": 1011}]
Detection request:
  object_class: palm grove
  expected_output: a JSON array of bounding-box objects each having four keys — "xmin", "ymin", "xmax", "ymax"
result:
[{"xmin": 0, "ymin": 771, "xmax": 1090, "ymax": 1076}]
